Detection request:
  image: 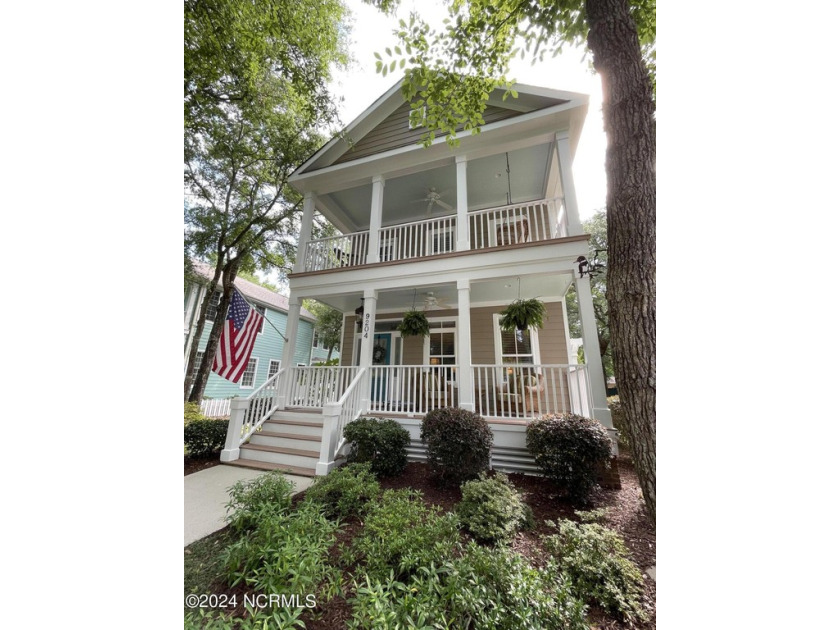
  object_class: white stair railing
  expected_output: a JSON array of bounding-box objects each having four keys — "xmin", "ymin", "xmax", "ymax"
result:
[
  {"xmin": 468, "ymin": 198, "xmax": 561, "ymax": 250},
  {"xmin": 303, "ymin": 231, "xmax": 370, "ymax": 272},
  {"xmin": 378, "ymin": 215, "xmax": 456, "ymax": 262},
  {"xmin": 317, "ymin": 367, "xmax": 367, "ymax": 475},
  {"xmin": 220, "ymin": 368, "xmax": 286, "ymax": 462},
  {"xmin": 471, "ymin": 364, "xmax": 591, "ymax": 420}
]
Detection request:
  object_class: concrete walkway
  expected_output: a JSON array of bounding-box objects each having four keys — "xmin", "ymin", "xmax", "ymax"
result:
[{"xmin": 184, "ymin": 465, "xmax": 314, "ymax": 546}]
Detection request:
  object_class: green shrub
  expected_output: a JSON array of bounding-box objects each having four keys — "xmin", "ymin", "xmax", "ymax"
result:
[
  {"xmin": 542, "ymin": 519, "xmax": 648, "ymax": 623},
  {"xmin": 303, "ymin": 463, "xmax": 380, "ymax": 521},
  {"xmin": 343, "ymin": 417, "xmax": 410, "ymax": 477},
  {"xmin": 184, "ymin": 418, "xmax": 229, "ymax": 457},
  {"xmin": 456, "ymin": 473, "xmax": 530, "ymax": 543},
  {"xmin": 420, "ymin": 407, "xmax": 492, "ymax": 485},
  {"xmin": 224, "ymin": 500, "xmax": 341, "ymax": 603},
  {"xmin": 526, "ymin": 413, "xmax": 613, "ymax": 502},
  {"xmin": 184, "ymin": 401, "xmax": 207, "ymax": 425},
  {"xmin": 225, "ymin": 471, "xmax": 295, "ymax": 532},
  {"xmin": 348, "ymin": 542, "xmax": 588, "ymax": 630},
  {"xmin": 351, "ymin": 489, "xmax": 460, "ymax": 581}
]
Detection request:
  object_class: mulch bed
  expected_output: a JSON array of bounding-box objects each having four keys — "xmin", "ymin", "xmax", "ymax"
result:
[
  {"xmin": 184, "ymin": 454, "xmax": 221, "ymax": 476},
  {"xmin": 188, "ymin": 456, "xmax": 656, "ymax": 628}
]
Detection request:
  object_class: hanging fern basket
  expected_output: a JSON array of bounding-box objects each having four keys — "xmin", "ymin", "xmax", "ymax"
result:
[
  {"xmin": 397, "ymin": 309, "xmax": 431, "ymax": 337},
  {"xmin": 499, "ymin": 298, "xmax": 547, "ymax": 332}
]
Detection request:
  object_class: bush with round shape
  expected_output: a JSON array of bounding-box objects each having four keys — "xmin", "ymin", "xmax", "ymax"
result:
[
  {"xmin": 526, "ymin": 413, "xmax": 613, "ymax": 502},
  {"xmin": 343, "ymin": 417, "xmax": 410, "ymax": 477},
  {"xmin": 184, "ymin": 418, "xmax": 229, "ymax": 457},
  {"xmin": 456, "ymin": 472, "xmax": 530, "ymax": 543},
  {"xmin": 184, "ymin": 401, "xmax": 207, "ymax": 425},
  {"xmin": 420, "ymin": 407, "xmax": 492, "ymax": 485}
]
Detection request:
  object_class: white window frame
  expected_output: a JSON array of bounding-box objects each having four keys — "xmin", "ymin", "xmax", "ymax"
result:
[
  {"xmin": 205, "ymin": 290, "xmax": 222, "ymax": 322},
  {"xmin": 492, "ymin": 313, "xmax": 541, "ymax": 381},
  {"xmin": 239, "ymin": 357, "xmax": 259, "ymax": 389},
  {"xmin": 267, "ymin": 359, "xmax": 281, "ymax": 379},
  {"xmin": 255, "ymin": 305, "xmax": 266, "ymax": 334},
  {"xmin": 422, "ymin": 318, "xmax": 458, "ymax": 369}
]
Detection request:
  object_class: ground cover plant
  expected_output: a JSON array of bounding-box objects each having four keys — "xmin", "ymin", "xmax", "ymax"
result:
[
  {"xmin": 302, "ymin": 462, "xmax": 380, "ymax": 521},
  {"xmin": 456, "ymin": 472, "xmax": 533, "ymax": 542},
  {"xmin": 185, "ymin": 456, "xmax": 655, "ymax": 629}
]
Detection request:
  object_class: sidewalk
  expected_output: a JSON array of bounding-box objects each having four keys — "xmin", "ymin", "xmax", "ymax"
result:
[{"xmin": 184, "ymin": 465, "xmax": 314, "ymax": 546}]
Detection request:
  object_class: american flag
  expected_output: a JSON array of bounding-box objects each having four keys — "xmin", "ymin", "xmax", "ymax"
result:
[{"xmin": 212, "ymin": 288, "xmax": 263, "ymax": 383}]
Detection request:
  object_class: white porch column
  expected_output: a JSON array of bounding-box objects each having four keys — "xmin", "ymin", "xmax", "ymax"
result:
[
  {"xmin": 572, "ymin": 272, "xmax": 613, "ymax": 429},
  {"xmin": 456, "ymin": 278, "xmax": 474, "ymax": 411},
  {"xmin": 293, "ymin": 191, "xmax": 316, "ymax": 273},
  {"xmin": 277, "ymin": 292, "xmax": 302, "ymax": 409},
  {"xmin": 366, "ymin": 176, "xmax": 385, "ymax": 264},
  {"xmin": 358, "ymin": 288, "xmax": 378, "ymax": 412},
  {"xmin": 555, "ymin": 130, "xmax": 583, "ymax": 236},
  {"xmin": 455, "ymin": 155, "xmax": 470, "ymax": 251}
]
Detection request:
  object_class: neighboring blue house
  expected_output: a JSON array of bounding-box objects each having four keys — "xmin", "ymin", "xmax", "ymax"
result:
[{"xmin": 184, "ymin": 261, "xmax": 323, "ymax": 399}]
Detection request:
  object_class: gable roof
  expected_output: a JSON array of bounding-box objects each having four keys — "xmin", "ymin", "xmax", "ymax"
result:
[
  {"xmin": 292, "ymin": 77, "xmax": 584, "ymax": 178},
  {"xmin": 190, "ymin": 261, "xmax": 316, "ymax": 321}
]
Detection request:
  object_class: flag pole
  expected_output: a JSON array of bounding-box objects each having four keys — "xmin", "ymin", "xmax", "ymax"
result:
[{"xmin": 233, "ymin": 287, "xmax": 290, "ymax": 342}]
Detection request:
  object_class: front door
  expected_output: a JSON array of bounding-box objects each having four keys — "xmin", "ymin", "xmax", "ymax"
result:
[{"xmin": 371, "ymin": 333, "xmax": 391, "ymax": 401}]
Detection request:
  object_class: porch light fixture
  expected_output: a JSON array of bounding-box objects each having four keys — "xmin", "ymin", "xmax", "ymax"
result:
[
  {"xmin": 354, "ymin": 298, "xmax": 365, "ymax": 322},
  {"xmin": 576, "ymin": 252, "xmax": 606, "ymax": 279}
]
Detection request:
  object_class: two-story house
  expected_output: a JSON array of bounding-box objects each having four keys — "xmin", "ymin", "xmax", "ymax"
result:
[{"xmin": 219, "ymin": 79, "xmax": 613, "ymax": 477}]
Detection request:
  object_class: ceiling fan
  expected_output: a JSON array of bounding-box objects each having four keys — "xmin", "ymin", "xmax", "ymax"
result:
[
  {"xmin": 423, "ymin": 291, "xmax": 452, "ymax": 310},
  {"xmin": 412, "ymin": 188, "xmax": 454, "ymax": 215}
]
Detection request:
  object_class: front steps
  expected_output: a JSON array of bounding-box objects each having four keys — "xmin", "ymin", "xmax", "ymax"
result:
[{"xmin": 226, "ymin": 409, "xmax": 324, "ymax": 477}]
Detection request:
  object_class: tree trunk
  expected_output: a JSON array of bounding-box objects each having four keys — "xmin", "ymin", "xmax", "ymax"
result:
[
  {"xmin": 183, "ymin": 264, "xmax": 223, "ymax": 401},
  {"xmin": 585, "ymin": 0, "xmax": 656, "ymax": 520},
  {"xmin": 188, "ymin": 259, "xmax": 242, "ymax": 403}
]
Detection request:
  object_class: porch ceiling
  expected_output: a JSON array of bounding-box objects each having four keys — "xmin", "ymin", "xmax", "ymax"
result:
[
  {"xmin": 308, "ymin": 273, "xmax": 573, "ymax": 314},
  {"xmin": 320, "ymin": 142, "xmax": 554, "ymax": 232}
]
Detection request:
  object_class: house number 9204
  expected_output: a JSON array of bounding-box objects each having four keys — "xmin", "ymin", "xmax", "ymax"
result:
[{"xmin": 363, "ymin": 313, "xmax": 371, "ymax": 338}]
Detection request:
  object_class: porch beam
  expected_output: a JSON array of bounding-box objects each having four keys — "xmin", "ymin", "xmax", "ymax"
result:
[
  {"xmin": 572, "ymin": 272, "xmax": 613, "ymax": 429},
  {"xmin": 366, "ymin": 175, "xmax": 385, "ymax": 264},
  {"xmin": 277, "ymin": 292, "xmax": 302, "ymax": 409},
  {"xmin": 554, "ymin": 130, "xmax": 583, "ymax": 236},
  {"xmin": 455, "ymin": 155, "xmax": 469, "ymax": 251},
  {"xmin": 293, "ymin": 191, "xmax": 316, "ymax": 274},
  {"xmin": 456, "ymin": 278, "xmax": 474, "ymax": 411}
]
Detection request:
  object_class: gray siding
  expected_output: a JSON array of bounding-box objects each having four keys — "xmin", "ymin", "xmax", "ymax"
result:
[{"xmin": 335, "ymin": 103, "xmax": 523, "ymax": 165}]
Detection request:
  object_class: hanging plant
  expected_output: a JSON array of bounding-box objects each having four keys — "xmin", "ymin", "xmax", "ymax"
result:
[
  {"xmin": 397, "ymin": 309, "xmax": 431, "ymax": 337},
  {"xmin": 499, "ymin": 298, "xmax": 547, "ymax": 331}
]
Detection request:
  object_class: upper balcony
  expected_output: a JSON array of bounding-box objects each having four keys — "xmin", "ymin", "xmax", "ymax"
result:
[{"xmin": 300, "ymin": 196, "xmax": 568, "ymax": 273}]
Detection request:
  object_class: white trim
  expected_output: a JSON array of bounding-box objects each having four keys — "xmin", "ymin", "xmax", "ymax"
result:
[
  {"xmin": 239, "ymin": 357, "xmax": 259, "ymax": 389},
  {"xmin": 422, "ymin": 317, "xmax": 459, "ymax": 367},
  {"xmin": 492, "ymin": 313, "xmax": 542, "ymax": 369},
  {"xmin": 267, "ymin": 359, "xmax": 281, "ymax": 379}
]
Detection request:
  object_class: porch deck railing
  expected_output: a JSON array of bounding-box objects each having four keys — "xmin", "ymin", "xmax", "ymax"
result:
[
  {"xmin": 468, "ymin": 198, "xmax": 562, "ymax": 250},
  {"xmin": 303, "ymin": 230, "xmax": 370, "ymax": 272},
  {"xmin": 288, "ymin": 366, "xmax": 359, "ymax": 408},
  {"xmin": 472, "ymin": 364, "xmax": 591, "ymax": 420},
  {"xmin": 378, "ymin": 215, "xmax": 457, "ymax": 262},
  {"xmin": 220, "ymin": 368, "xmax": 286, "ymax": 460},
  {"xmin": 369, "ymin": 365, "xmax": 457, "ymax": 416},
  {"xmin": 200, "ymin": 398, "xmax": 231, "ymax": 418},
  {"xmin": 300, "ymin": 197, "xmax": 567, "ymax": 273}
]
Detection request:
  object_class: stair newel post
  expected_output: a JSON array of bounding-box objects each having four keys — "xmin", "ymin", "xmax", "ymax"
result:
[
  {"xmin": 316, "ymin": 402, "xmax": 341, "ymax": 476},
  {"xmin": 220, "ymin": 397, "xmax": 250, "ymax": 462}
]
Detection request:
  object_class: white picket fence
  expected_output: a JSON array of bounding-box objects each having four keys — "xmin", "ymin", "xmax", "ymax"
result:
[{"xmin": 200, "ymin": 398, "xmax": 232, "ymax": 418}]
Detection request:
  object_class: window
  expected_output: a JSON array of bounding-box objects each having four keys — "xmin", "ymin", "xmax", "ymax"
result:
[
  {"xmin": 424, "ymin": 320, "xmax": 457, "ymax": 382},
  {"xmin": 192, "ymin": 351, "xmax": 204, "ymax": 380},
  {"xmin": 313, "ymin": 332, "xmax": 320, "ymax": 348},
  {"xmin": 205, "ymin": 290, "xmax": 222, "ymax": 322},
  {"xmin": 255, "ymin": 305, "xmax": 265, "ymax": 334},
  {"xmin": 493, "ymin": 313, "xmax": 540, "ymax": 368},
  {"xmin": 267, "ymin": 360, "xmax": 280, "ymax": 379},
  {"xmin": 240, "ymin": 358, "xmax": 258, "ymax": 388}
]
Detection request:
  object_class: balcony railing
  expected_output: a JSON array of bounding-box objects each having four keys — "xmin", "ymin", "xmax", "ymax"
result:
[{"xmin": 300, "ymin": 197, "xmax": 566, "ymax": 273}]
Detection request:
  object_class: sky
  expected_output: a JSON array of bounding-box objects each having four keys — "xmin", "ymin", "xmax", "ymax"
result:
[{"xmin": 329, "ymin": 0, "xmax": 607, "ymax": 220}]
